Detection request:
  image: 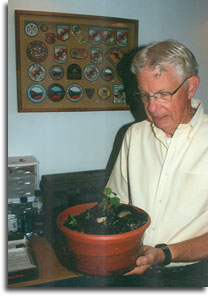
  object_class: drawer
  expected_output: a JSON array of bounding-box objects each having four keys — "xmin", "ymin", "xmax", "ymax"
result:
[
  {"xmin": 8, "ymin": 175, "xmax": 35, "ymax": 187},
  {"xmin": 8, "ymin": 180, "xmax": 35, "ymax": 198},
  {"xmin": 8, "ymin": 188, "xmax": 35, "ymax": 198},
  {"xmin": 8, "ymin": 166, "xmax": 36, "ymax": 178}
]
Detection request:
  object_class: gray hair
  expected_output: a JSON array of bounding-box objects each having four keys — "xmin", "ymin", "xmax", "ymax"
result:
[{"xmin": 131, "ymin": 40, "xmax": 199, "ymax": 79}]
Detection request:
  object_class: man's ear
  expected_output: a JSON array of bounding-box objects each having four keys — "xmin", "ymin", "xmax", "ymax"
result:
[{"xmin": 187, "ymin": 76, "xmax": 200, "ymax": 99}]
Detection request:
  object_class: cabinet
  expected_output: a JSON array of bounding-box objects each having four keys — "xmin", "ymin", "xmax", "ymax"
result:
[
  {"xmin": 40, "ymin": 169, "xmax": 109, "ymax": 242},
  {"xmin": 8, "ymin": 156, "xmax": 39, "ymax": 203}
]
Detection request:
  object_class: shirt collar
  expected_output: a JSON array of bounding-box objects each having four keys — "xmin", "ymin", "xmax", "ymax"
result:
[{"xmin": 188, "ymin": 99, "xmax": 203, "ymax": 134}]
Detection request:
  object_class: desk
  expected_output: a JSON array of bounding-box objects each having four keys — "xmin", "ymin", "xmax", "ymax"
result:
[
  {"xmin": 8, "ymin": 237, "xmax": 81, "ymax": 287},
  {"xmin": 9, "ymin": 237, "xmax": 208, "ymax": 287}
]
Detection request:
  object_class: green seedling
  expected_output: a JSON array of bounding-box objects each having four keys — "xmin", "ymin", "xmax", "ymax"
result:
[
  {"xmin": 100, "ymin": 187, "xmax": 120, "ymax": 213},
  {"xmin": 69, "ymin": 215, "xmax": 78, "ymax": 226},
  {"xmin": 85, "ymin": 211, "xmax": 91, "ymax": 219}
]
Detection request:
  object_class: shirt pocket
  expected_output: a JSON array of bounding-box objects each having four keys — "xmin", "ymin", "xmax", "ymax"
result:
[
  {"xmin": 184, "ymin": 173, "xmax": 208, "ymax": 191},
  {"xmin": 177, "ymin": 173, "xmax": 208, "ymax": 217}
]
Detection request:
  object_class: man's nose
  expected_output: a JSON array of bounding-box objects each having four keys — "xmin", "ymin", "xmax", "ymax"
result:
[{"xmin": 147, "ymin": 97, "xmax": 159, "ymax": 113}]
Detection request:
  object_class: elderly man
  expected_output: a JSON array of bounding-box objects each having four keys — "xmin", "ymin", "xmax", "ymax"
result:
[{"xmin": 107, "ymin": 40, "xmax": 208, "ymax": 275}]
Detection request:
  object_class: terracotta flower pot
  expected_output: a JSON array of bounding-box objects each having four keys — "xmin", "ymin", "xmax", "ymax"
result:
[{"xmin": 57, "ymin": 202, "xmax": 150, "ymax": 276}]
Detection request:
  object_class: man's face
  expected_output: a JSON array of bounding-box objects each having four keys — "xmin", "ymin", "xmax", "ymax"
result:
[{"xmin": 136, "ymin": 66, "xmax": 192, "ymax": 137}]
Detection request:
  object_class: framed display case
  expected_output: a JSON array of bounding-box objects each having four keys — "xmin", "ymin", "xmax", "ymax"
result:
[{"xmin": 15, "ymin": 10, "xmax": 138, "ymax": 112}]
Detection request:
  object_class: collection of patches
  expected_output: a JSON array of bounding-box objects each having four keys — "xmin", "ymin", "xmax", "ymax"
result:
[{"xmin": 24, "ymin": 22, "xmax": 129, "ymax": 104}]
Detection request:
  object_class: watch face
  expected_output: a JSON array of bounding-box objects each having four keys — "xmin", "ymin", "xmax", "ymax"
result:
[
  {"xmin": 28, "ymin": 64, "xmax": 46, "ymax": 81},
  {"xmin": 27, "ymin": 84, "xmax": 46, "ymax": 103},
  {"xmin": 27, "ymin": 40, "xmax": 48, "ymax": 62},
  {"xmin": 66, "ymin": 84, "xmax": 83, "ymax": 102},
  {"xmin": 25, "ymin": 22, "xmax": 39, "ymax": 37}
]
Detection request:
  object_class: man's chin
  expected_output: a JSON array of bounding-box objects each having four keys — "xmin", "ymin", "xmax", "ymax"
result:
[{"xmin": 152, "ymin": 122, "xmax": 174, "ymax": 137}]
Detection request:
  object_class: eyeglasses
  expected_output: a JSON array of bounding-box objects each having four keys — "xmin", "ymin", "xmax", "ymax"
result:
[{"xmin": 133, "ymin": 77, "xmax": 190, "ymax": 104}]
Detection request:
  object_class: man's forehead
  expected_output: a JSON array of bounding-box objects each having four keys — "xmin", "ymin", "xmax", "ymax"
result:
[{"xmin": 137, "ymin": 65, "xmax": 176, "ymax": 80}]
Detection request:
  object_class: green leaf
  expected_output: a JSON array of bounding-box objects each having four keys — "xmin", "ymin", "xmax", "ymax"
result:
[
  {"xmin": 102, "ymin": 197, "xmax": 108, "ymax": 203},
  {"xmin": 109, "ymin": 197, "xmax": 120, "ymax": 206},
  {"xmin": 85, "ymin": 212, "xmax": 91, "ymax": 219},
  {"xmin": 69, "ymin": 215, "xmax": 77, "ymax": 226},
  {"xmin": 104, "ymin": 187, "xmax": 112, "ymax": 196}
]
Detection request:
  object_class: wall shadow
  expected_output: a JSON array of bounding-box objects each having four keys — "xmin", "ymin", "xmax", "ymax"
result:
[{"xmin": 106, "ymin": 47, "xmax": 147, "ymax": 173}]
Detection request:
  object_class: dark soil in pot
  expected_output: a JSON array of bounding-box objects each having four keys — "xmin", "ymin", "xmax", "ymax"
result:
[{"xmin": 63, "ymin": 195, "xmax": 148, "ymax": 235}]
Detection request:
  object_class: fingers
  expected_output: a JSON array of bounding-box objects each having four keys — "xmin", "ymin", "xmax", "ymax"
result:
[
  {"xmin": 124, "ymin": 264, "xmax": 150, "ymax": 275},
  {"xmin": 124, "ymin": 247, "xmax": 154, "ymax": 276},
  {"xmin": 136, "ymin": 255, "xmax": 150, "ymax": 266},
  {"xmin": 124, "ymin": 256, "xmax": 151, "ymax": 275}
]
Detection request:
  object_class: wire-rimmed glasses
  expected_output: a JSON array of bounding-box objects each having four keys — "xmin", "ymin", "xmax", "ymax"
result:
[{"xmin": 133, "ymin": 77, "xmax": 190, "ymax": 104}]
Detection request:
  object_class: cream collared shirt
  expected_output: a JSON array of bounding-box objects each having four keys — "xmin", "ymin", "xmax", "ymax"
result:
[{"xmin": 107, "ymin": 99, "xmax": 208, "ymax": 263}]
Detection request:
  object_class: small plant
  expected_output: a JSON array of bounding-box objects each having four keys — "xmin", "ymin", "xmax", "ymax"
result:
[
  {"xmin": 99, "ymin": 187, "xmax": 120, "ymax": 213},
  {"xmin": 85, "ymin": 211, "xmax": 91, "ymax": 219},
  {"xmin": 68, "ymin": 215, "xmax": 77, "ymax": 226},
  {"xmin": 66, "ymin": 187, "xmax": 120, "ymax": 228}
]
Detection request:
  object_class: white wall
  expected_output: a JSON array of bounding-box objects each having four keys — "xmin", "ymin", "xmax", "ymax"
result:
[{"xmin": 8, "ymin": 0, "xmax": 208, "ymax": 178}]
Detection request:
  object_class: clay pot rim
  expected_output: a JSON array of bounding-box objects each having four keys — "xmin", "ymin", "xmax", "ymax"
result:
[{"xmin": 57, "ymin": 202, "xmax": 151, "ymax": 240}]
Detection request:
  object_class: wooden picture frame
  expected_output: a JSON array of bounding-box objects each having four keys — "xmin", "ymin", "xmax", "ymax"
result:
[{"xmin": 15, "ymin": 10, "xmax": 138, "ymax": 112}]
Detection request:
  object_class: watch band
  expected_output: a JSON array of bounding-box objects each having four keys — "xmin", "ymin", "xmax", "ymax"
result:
[{"xmin": 155, "ymin": 243, "xmax": 172, "ymax": 266}]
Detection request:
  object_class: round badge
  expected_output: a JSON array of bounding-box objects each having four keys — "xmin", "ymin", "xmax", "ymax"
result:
[
  {"xmin": 25, "ymin": 22, "xmax": 38, "ymax": 37},
  {"xmin": 98, "ymin": 86, "xmax": 111, "ymax": 100},
  {"xmin": 27, "ymin": 84, "xmax": 46, "ymax": 103},
  {"xmin": 47, "ymin": 83, "xmax": 65, "ymax": 102},
  {"xmin": 66, "ymin": 84, "xmax": 83, "ymax": 102},
  {"xmin": 40, "ymin": 24, "xmax": 49, "ymax": 32},
  {"xmin": 84, "ymin": 64, "xmax": 99, "ymax": 82},
  {"xmin": 72, "ymin": 24, "xmax": 81, "ymax": 36},
  {"xmin": 49, "ymin": 65, "xmax": 64, "ymax": 80},
  {"xmin": 101, "ymin": 67, "xmax": 114, "ymax": 81},
  {"xmin": 28, "ymin": 64, "xmax": 46, "ymax": 82},
  {"xmin": 27, "ymin": 41, "xmax": 48, "ymax": 62}
]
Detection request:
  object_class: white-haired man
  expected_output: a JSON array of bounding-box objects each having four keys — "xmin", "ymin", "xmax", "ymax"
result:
[{"xmin": 107, "ymin": 40, "xmax": 208, "ymax": 274}]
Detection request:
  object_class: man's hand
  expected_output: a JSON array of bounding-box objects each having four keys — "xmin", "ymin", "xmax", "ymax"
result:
[
  {"xmin": 125, "ymin": 233, "xmax": 208, "ymax": 275},
  {"xmin": 125, "ymin": 245, "xmax": 165, "ymax": 275}
]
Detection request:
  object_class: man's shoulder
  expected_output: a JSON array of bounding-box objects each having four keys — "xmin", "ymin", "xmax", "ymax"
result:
[
  {"xmin": 123, "ymin": 120, "xmax": 155, "ymax": 144},
  {"xmin": 127, "ymin": 119, "xmax": 151, "ymax": 134}
]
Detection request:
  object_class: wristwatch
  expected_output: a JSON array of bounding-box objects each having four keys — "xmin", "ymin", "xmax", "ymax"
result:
[{"xmin": 155, "ymin": 243, "xmax": 172, "ymax": 266}]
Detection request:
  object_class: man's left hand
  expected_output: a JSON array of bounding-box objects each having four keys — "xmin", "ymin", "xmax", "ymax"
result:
[{"xmin": 125, "ymin": 245, "xmax": 164, "ymax": 275}]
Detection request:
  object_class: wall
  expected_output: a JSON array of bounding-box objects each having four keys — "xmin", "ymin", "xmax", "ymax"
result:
[{"xmin": 8, "ymin": 0, "xmax": 208, "ymax": 179}]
